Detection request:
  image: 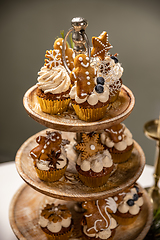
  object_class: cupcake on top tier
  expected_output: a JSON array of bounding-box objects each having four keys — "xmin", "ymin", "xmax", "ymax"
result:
[
  {"xmin": 69, "ymin": 54, "xmax": 110, "ymax": 122},
  {"xmin": 112, "ymin": 184, "xmax": 144, "ymax": 225},
  {"xmin": 100, "ymin": 123, "xmax": 134, "ymax": 163},
  {"xmin": 30, "ymin": 131, "xmax": 68, "ymax": 182},
  {"xmin": 75, "ymin": 132, "xmax": 114, "ymax": 187},
  {"xmin": 36, "ymin": 38, "xmax": 74, "ymax": 115},
  {"xmin": 81, "ymin": 197, "xmax": 118, "ymax": 240},
  {"xmin": 91, "ymin": 31, "xmax": 123, "ymax": 103},
  {"xmin": 39, "ymin": 203, "xmax": 73, "ymax": 240}
]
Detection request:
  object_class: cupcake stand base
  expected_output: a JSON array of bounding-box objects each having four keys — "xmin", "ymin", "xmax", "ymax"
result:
[{"xmin": 9, "ymin": 183, "xmax": 153, "ymax": 240}]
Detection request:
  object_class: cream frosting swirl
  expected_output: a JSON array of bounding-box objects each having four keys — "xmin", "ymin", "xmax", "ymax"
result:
[
  {"xmin": 69, "ymin": 82, "xmax": 109, "ymax": 105},
  {"xmin": 100, "ymin": 125, "xmax": 133, "ymax": 151},
  {"xmin": 77, "ymin": 149, "xmax": 113, "ymax": 172},
  {"xmin": 37, "ymin": 65, "xmax": 71, "ymax": 94}
]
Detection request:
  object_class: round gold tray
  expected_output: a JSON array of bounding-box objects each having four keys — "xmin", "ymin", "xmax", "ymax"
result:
[
  {"xmin": 15, "ymin": 129, "xmax": 145, "ymax": 201},
  {"xmin": 23, "ymin": 85, "xmax": 135, "ymax": 132},
  {"xmin": 9, "ymin": 184, "xmax": 153, "ymax": 240}
]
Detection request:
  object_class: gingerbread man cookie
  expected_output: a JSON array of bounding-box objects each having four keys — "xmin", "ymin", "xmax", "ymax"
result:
[
  {"xmin": 70, "ymin": 54, "xmax": 97, "ymax": 99},
  {"xmin": 45, "ymin": 38, "xmax": 74, "ymax": 71},
  {"xmin": 30, "ymin": 131, "xmax": 62, "ymax": 161}
]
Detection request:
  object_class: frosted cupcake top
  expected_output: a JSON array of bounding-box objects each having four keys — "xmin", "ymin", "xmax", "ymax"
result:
[
  {"xmin": 30, "ymin": 131, "xmax": 68, "ymax": 171},
  {"xmin": 100, "ymin": 123, "xmax": 133, "ymax": 151},
  {"xmin": 37, "ymin": 65, "xmax": 71, "ymax": 95},
  {"xmin": 39, "ymin": 203, "xmax": 72, "ymax": 233},
  {"xmin": 117, "ymin": 185, "xmax": 143, "ymax": 215}
]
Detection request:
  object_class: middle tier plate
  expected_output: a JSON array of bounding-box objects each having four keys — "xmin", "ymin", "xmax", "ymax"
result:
[{"xmin": 15, "ymin": 129, "xmax": 145, "ymax": 201}]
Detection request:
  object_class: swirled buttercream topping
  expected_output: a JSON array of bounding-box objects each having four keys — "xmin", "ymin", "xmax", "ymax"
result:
[
  {"xmin": 69, "ymin": 82, "xmax": 109, "ymax": 105},
  {"xmin": 117, "ymin": 186, "xmax": 143, "ymax": 215},
  {"xmin": 100, "ymin": 124, "xmax": 133, "ymax": 151},
  {"xmin": 39, "ymin": 203, "xmax": 72, "ymax": 233},
  {"xmin": 77, "ymin": 149, "xmax": 113, "ymax": 172},
  {"xmin": 37, "ymin": 65, "xmax": 71, "ymax": 94}
]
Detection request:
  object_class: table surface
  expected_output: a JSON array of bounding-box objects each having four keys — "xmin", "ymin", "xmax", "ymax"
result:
[{"xmin": 0, "ymin": 161, "xmax": 155, "ymax": 240}]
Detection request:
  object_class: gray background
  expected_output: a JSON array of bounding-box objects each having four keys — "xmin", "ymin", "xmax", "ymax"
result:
[{"xmin": 0, "ymin": 0, "xmax": 160, "ymax": 165}]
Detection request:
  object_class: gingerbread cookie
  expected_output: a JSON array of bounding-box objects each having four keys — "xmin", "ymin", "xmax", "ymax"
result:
[
  {"xmin": 70, "ymin": 54, "xmax": 96, "ymax": 99},
  {"xmin": 75, "ymin": 133, "xmax": 104, "ymax": 160},
  {"xmin": 45, "ymin": 38, "xmax": 74, "ymax": 71},
  {"xmin": 91, "ymin": 31, "xmax": 112, "ymax": 60}
]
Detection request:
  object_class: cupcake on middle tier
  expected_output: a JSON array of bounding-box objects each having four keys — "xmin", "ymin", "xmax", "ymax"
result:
[
  {"xmin": 30, "ymin": 131, "xmax": 68, "ymax": 182},
  {"xmin": 69, "ymin": 54, "xmax": 110, "ymax": 122},
  {"xmin": 100, "ymin": 123, "xmax": 134, "ymax": 163},
  {"xmin": 75, "ymin": 133, "xmax": 114, "ymax": 187}
]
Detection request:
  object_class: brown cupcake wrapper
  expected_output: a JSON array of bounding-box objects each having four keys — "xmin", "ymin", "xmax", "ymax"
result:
[
  {"xmin": 112, "ymin": 212, "xmax": 139, "ymax": 225},
  {"xmin": 72, "ymin": 104, "xmax": 109, "ymax": 122},
  {"xmin": 78, "ymin": 171, "xmax": 110, "ymax": 188},
  {"xmin": 43, "ymin": 226, "xmax": 73, "ymax": 240},
  {"xmin": 35, "ymin": 164, "xmax": 67, "ymax": 182},
  {"xmin": 37, "ymin": 96, "xmax": 70, "ymax": 115},
  {"xmin": 109, "ymin": 146, "xmax": 133, "ymax": 164}
]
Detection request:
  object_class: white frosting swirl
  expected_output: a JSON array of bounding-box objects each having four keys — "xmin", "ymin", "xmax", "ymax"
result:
[
  {"xmin": 100, "ymin": 125, "xmax": 133, "ymax": 151},
  {"xmin": 37, "ymin": 65, "xmax": 71, "ymax": 94},
  {"xmin": 77, "ymin": 149, "xmax": 113, "ymax": 172},
  {"xmin": 69, "ymin": 82, "xmax": 109, "ymax": 105}
]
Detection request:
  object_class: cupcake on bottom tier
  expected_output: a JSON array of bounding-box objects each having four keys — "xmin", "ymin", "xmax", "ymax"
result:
[
  {"xmin": 81, "ymin": 198, "xmax": 118, "ymax": 240},
  {"xmin": 75, "ymin": 133, "xmax": 114, "ymax": 187},
  {"xmin": 30, "ymin": 131, "xmax": 68, "ymax": 182},
  {"xmin": 100, "ymin": 123, "xmax": 134, "ymax": 163},
  {"xmin": 38, "ymin": 203, "xmax": 73, "ymax": 240},
  {"xmin": 112, "ymin": 184, "xmax": 144, "ymax": 225}
]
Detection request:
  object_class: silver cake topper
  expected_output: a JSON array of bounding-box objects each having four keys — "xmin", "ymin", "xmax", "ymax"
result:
[{"xmin": 62, "ymin": 17, "xmax": 90, "ymax": 74}]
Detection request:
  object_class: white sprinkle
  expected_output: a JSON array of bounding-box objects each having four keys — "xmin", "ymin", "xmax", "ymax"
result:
[
  {"xmin": 90, "ymin": 144, "xmax": 95, "ymax": 150},
  {"xmin": 87, "ymin": 82, "xmax": 91, "ymax": 85},
  {"xmin": 85, "ymin": 71, "xmax": 89, "ymax": 75},
  {"xmin": 86, "ymin": 76, "xmax": 90, "ymax": 80}
]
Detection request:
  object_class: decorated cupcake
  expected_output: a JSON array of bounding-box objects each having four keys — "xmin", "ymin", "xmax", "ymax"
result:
[
  {"xmin": 81, "ymin": 198, "xmax": 118, "ymax": 240},
  {"xmin": 112, "ymin": 184, "xmax": 144, "ymax": 225},
  {"xmin": 75, "ymin": 133, "xmax": 114, "ymax": 187},
  {"xmin": 91, "ymin": 31, "xmax": 123, "ymax": 103},
  {"xmin": 69, "ymin": 54, "xmax": 110, "ymax": 122},
  {"xmin": 36, "ymin": 38, "xmax": 74, "ymax": 115},
  {"xmin": 30, "ymin": 131, "xmax": 68, "ymax": 182},
  {"xmin": 100, "ymin": 123, "xmax": 134, "ymax": 163},
  {"xmin": 39, "ymin": 203, "xmax": 73, "ymax": 240}
]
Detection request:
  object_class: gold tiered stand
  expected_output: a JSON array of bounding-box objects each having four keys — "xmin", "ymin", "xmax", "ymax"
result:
[{"xmin": 9, "ymin": 85, "xmax": 153, "ymax": 240}]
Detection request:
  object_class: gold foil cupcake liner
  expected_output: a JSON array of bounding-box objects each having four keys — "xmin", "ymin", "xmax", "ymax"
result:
[
  {"xmin": 72, "ymin": 104, "xmax": 108, "ymax": 122},
  {"xmin": 112, "ymin": 213, "xmax": 139, "ymax": 225},
  {"xmin": 37, "ymin": 96, "xmax": 70, "ymax": 115},
  {"xmin": 78, "ymin": 172, "xmax": 110, "ymax": 188},
  {"xmin": 35, "ymin": 164, "xmax": 67, "ymax": 182}
]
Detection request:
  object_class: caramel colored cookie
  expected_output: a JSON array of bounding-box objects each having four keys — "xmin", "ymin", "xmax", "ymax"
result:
[
  {"xmin": 91, "ymin": 31, "xmax": 112, "ymax": 60},
  {"xmin": 70, "ymin": 54, "xmax": 96, "ymax": 99}
]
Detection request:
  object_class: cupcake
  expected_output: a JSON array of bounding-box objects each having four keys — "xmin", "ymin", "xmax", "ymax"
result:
[
  {"xmin": 39, "ymin": 203, "xmax": 73, "ymax": 240},
  {"xmin": 75, "ymin": 133, "xmax": 114, "ymax": 187},
  {"xmin": 91, "ymin": 31, "xmax": 123, "ymax": 103},
  {"xmin": 112, "ymin": 184, "xmax": 144, "ymax": 225},
  {"xmin": 100, "ymin": 123, "xmax": 134, "ymax": 163},
  {"xmin": 36, "ymin": 38, "xmax": 74, "ymax": 115},
  {"xmin": 69, "ymin": 54, "xmax": 110, "ymax": 122},
  {"xmin": 30, "ymin": 131, "xmax": 68, "ymax": 182},
  {"xmin": 81, "ymin": 198, "xmax": 118, "ymax": 240}
]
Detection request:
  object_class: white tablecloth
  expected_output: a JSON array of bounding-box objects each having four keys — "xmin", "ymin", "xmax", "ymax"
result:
[{"xmin": 0, "ymin": 161, "xmax": 155, "ymax": 240}]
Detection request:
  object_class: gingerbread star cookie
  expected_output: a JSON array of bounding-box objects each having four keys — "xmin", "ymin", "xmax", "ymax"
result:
[
  {"xmin": 75, "ymin": 133, "xmax": 104, "ymax": 160},
  {"xmin": 91, "ymin": 31, "xmax": 112, "ymax": 60}
]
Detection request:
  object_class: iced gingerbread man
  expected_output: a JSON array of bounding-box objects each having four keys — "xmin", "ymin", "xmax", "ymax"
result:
[{"xmin": 70, "ymin": 54, "xmax": 97, "ymax": 99}]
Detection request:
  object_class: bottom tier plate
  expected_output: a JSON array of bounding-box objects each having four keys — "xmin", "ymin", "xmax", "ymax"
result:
[{"xmin": 9, "ymin": 184, "xmax": 153, "ymax": 240}]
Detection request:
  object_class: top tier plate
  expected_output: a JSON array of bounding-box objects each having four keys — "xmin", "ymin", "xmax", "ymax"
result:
[{"xmin": 23, "ymin": 84, "xmax": 135, "ymax": 132}]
